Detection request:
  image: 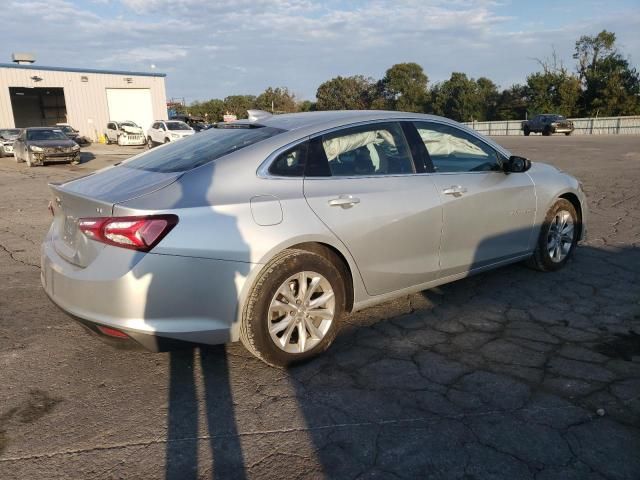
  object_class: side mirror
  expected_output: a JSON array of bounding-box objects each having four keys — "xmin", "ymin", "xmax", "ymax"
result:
[{"xmin": 504, "ymin": 155, "xmax": 531, "ymax": 173}]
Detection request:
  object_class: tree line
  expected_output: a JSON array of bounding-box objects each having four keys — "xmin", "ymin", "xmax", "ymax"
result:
[{"xmin": 182, "ymin": 30, "xmax": 639, "ymax": 123}]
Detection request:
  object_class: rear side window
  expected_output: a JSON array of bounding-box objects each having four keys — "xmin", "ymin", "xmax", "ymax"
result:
[
  {"xmin": 269, "ymin": 142, "xmax": 307, "ymax": 177},
  {"xmin": 320, "ymin": 122, "xmax": 414, "ymax": 176},
  {"xmin": 123, "ymin": 126, "xmax": 284, "ymax": 173}
]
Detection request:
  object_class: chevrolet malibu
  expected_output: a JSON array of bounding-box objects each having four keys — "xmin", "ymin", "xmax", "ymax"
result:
[{"xmin": 42, "ymin": 111, "xmax": 587, "ymax": 366}]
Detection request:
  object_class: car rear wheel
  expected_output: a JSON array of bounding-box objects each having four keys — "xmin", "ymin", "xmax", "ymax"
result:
[
  {"xmin": 564, "ymin": 132, "xmax": 572, "ymax": 136},
  {"xmin": 543, "ymin": 126, "xmax": 552, "ymax": 136},
  {"xmin": 526, "ymin": 199, "xmax": 579, "ymax": 272},
  {"xmin": 105, "ymin": 134, "xmax": 111, "ymax": 145},
  {"xmin": 523, "ymin": 126, "xmax": 530, "ymax": 136},
  {"xmin": 147, "ymin": 137, "xmax": 153, "ymax": 149},
  {"xmin": 240, "ymin": 249, "xmax": 345, "ymax": 367}
]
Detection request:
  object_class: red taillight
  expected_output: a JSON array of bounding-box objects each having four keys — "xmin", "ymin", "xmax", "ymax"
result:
[
  {"xmin": 78, "ymin": 215, "xmax": 178, "ymax": 252},
  {"xmin": 96, "ymin": 325, "xmax": 129, "ymax": 339}
]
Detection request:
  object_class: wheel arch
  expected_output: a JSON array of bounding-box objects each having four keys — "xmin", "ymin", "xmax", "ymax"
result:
[
  {"xmin": 286, "ymin": 241, "xmax": 355, "ymax": 313},
  {"xmin": 558, "ymin": 192, "xmax": 583, "ymax": 239}
]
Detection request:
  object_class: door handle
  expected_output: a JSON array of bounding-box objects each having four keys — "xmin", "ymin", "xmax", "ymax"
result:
[
  {"xmin": 328, "ymin": 195, "xmax": 361, "ymax": 208},
  {"xmin": 442, "ymin": 185, "xmax": 467, "ymax": 197}
]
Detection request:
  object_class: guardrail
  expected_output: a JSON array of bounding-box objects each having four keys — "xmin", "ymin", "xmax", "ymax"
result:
[{"xmin": 463, "ymin": 116, "xmax": 640, "ymax": 135}]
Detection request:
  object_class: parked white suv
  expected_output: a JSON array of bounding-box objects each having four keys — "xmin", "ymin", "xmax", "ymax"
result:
[
  {"xmin": 105, "ymin": 121, "xmax": 146, "ymax": 146},
  {"xmin": 147, "ymin": 120, "xmax": 194, "ymax": 147}
]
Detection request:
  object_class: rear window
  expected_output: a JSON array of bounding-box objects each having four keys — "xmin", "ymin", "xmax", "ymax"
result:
[{"xmin": 123, "ymin": 126, "xmax": 284, "ymax": 173}]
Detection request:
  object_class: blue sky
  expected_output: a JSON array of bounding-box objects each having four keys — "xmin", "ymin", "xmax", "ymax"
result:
[{"xmin": 1, "ymin": 0, "xmax": 639, "ymax": 103}]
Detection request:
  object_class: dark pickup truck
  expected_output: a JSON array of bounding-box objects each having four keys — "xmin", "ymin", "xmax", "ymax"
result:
[{"xmin": 522, "ymin": 114, "xmax": 574, "ymax": 136}]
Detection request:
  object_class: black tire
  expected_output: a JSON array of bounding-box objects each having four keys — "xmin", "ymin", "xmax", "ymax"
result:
[
  {"xmin": 542, "ymin": 126, "xmax": 552, "ymax": 136},
  {"xmin": 523, "ymin": 126, "xmax": 530, "ymax": 136},
  {"xmin": 105, "ymin": 134, "xmax": 111, "ymax": 145},
  {"xmin": 240, "ymin": 249, "xmax": 346, "ymax": 367},
  {"xmin": 147, "ymin": 137, "xmax": 154, "ymax": 149},
  {"xmin": 164, "ymin": 137, "xmax": 170, "ymax": 144},
  {"xmin": 564, "ymin": 131, "xmax": 572, "ymax": 136},
  {"xmin": 526, "ymin": 199, "xmax": 579, "ymax": 272}
]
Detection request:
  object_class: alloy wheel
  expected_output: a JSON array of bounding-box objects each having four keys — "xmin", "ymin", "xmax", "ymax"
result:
[
  {"xmin": 547, "ymin": 210, "xmax": 574, "ymax": 262},
  {"xmin": 268, "ymin": 271, "xmax": 335, "ymax": 354}
]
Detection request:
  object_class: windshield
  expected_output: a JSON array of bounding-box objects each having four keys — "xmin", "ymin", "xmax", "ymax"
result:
[
  {"xmin": 123, "ymin": 126, "xmax": 284, "ymax": 173},
  {"xmin": 120, "ymin": 121, "xmax": 140, "ymax": 128},
  {"xmin": 27, "ymin": 129, "xmax": 68, "ymax": 141},
  {"xmin": 0, "ymin": 129, "xmax": 20, "ymax": 138},
  {"xmin": 59, "ymin": 126, "xmax": 74, "ymax": 133},
  {"xmin": 166, "ymin": 122, "xmax": 192, "ymax": 131}
]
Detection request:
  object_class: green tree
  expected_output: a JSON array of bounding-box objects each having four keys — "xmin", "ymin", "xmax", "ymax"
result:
[
  {"xmin": 574, "ymin": 30, "xmax": 640, "ymax": 115},
  {"xmin": 380, "ymin": 62, "xmax": 428, "ymax": 112},
  {"xmin": 255, "ymin": 87, "xmax": 297, "ymax": 113},
  {"xmin": 476, "ymin": 77, "xmax": 500, "ymax": 120},
  {"xmin": 495, "ymin": 84, "xmax": 528, "ymax": 120},
  {"xmin": 223, "ymin": 95, "xmax": 257, "ymax": 119},
  {"xmin": 430, "ymin": 72, "xmax": 482, "ymax": 122},
  {"xmin": 315, "ymin": 75, "xmax": 379, "ymax": 110},
  {"xmin": 298, "ymin": 100, "xmax": 316, "ymax": 112},
  {"xmin": 524, "ymin": 69, "xmax": 581, "ymax": 117},
  {"xmin": 188, "ymin": 99, "xmax": 225, "ymax": 122}
]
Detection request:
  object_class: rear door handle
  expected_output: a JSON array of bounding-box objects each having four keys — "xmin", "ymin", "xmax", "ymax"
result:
[
  {"xmin": 328, "ymin": 195, "xmax": 361, "ymax": 208},
  {"xmin": 442, "ymin": 185, "xmax": 467, "ymax": 197}
]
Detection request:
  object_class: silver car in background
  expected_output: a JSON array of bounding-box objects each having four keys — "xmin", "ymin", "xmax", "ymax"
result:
[
  {"xmin": 0, "ymin": 128, "xmax": 20, "ymax": 157},
  {"xmin": 41, "ymin": 111, "xmax": 587, "ymax": 366}
]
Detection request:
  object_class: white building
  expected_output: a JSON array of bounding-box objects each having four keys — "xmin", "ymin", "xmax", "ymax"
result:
[{"xmin": 0, "ymin": 57, "xmax": 168, "ymax": 140}]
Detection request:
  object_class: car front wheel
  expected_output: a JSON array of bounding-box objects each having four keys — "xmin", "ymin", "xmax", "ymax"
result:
[
  {"xmin": 527, "ymin": 198, "xmax": 579, "ymax": 271},
  {"xmin": 240, "ymin": 249, "xmax": 345, "ymax": 367},
  {"xmin": 523, "ymin": 126, "xmax": 530, "ymax": 136}
]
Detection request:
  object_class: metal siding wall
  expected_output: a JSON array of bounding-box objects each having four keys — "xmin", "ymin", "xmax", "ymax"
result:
[{"xmin": 0, "ymin": 66, "xmax": 167, "ymax": 140}]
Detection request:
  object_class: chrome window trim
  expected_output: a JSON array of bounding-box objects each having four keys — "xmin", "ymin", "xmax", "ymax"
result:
[
  {"xmin": 257, "ymin": 116, "xmax": 511, "ymax": 180},
  {"xmin": 256, "ymin": 136, "xmax": 310, "ymax": 179}
]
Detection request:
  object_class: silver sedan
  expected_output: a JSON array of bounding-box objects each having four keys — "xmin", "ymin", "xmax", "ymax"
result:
[{"xmin": 41, "ymin": 111, "xmax": 587, "ymax": 366}]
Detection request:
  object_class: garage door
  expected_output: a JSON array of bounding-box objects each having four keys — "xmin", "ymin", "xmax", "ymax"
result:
[{"xmin": 106, "ymin": 89, "xmax": 154, "ymax": 133}]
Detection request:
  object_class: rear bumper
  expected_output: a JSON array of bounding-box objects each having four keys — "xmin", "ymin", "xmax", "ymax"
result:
[{"xmin": 41, "ymin": 231, "xmax": 253, "ymax": 351}]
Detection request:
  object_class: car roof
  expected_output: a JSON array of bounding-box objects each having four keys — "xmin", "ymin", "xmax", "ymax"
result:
[
  {"xmin": 254, "ymin": 110, "xmax": 456, "ymax": 132},
  {"xmin": 25, "ymin": 126, "xmax": 64, "ymax": 130}
]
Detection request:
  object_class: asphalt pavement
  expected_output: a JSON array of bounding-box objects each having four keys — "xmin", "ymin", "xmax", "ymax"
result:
[{"xmin": 0, "ymin": 136, "xmax": 639, "ymax": 479}]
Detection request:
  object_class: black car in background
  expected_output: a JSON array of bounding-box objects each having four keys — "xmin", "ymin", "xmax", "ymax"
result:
[
  {"xmin": 522, "ymin": 114, "xmax": 574, "ymax": 136},
  {"xmin": 13, "ymin": 127, "xmax": 81, "ymax": 167},
  {"xmin": 56, "ymin": 124, "xmax": 92, "ymax": 146}
]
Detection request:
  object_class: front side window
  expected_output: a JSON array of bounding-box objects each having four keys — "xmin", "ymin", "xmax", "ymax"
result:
[
  {"xmin": 414, "ymin": 122, "xmax": 501, "ymax": 173},
  {"xmin": 124, "ymin": 126, "xmax": 284, "ymax": 173},
  {"xmin": 269, "ymin": 142, "xmax": 307, "ymax": 177},
  {"xmin": 320, "ymin": 122, "xmax": 414, "ymax": 176}
]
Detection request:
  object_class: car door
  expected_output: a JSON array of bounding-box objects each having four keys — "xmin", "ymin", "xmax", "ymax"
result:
[
  {"xmin": 411, "ymin": 121, "xmax": 536, "ymax": 277},
  {"xmin": 303, "ymin": 121, "xmax": 443, "ymax": 296}
]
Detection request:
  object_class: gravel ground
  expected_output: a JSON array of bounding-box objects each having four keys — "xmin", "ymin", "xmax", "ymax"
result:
[{"xmin": 0, "ymin": 136, "xmax": 639, "ymax": 479}]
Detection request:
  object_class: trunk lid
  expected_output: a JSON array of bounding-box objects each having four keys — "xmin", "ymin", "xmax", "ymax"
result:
[{"xmin": 49, "ymin": 166, "xmax": 182, "ymax": 267}]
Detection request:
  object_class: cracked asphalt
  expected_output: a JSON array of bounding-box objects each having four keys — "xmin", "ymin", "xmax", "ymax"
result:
[{"xmin": 1, "ymin": 137, "xmax": 639, "ymax": 479}]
